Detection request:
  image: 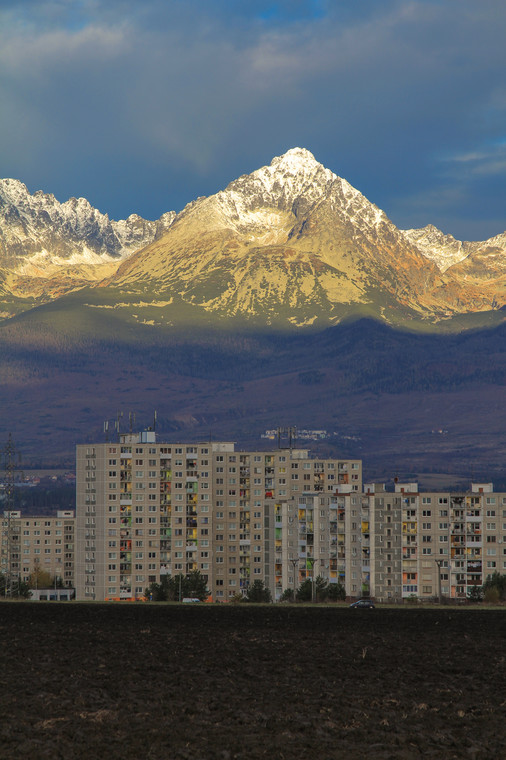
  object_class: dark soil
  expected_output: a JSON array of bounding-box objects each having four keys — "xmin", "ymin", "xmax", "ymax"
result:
[{"xmin": 1, "ymin": 603, "xmax": 505, "ymax": 759}]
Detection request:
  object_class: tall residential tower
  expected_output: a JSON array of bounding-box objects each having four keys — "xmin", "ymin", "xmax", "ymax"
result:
[{"xmin": 75, "ymin": 431, "xmax": 362, "ymax": 601}]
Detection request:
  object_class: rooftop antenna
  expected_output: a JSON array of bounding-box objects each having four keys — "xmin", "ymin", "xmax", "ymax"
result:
[
  {"xmin": 153, "ymin": 410, "xmax": 157, "ymax": 432},
  {"xmin": 128, "ymin": 411, "xmax": 136, "ymax": 434},
  {"xmin": 1, "ymin": 434, "xmax": 23, "ymax": 597},
  {"xmin": 103, "ymin": 420, "xmax": 110, "ymax": 442},
  {"xmin": 115, "ymin": 411, "xmax": 123, "ymax": 440},
  {"xmin": 277, "ymin": 426, "xmax": 297, "ymax": 449}
]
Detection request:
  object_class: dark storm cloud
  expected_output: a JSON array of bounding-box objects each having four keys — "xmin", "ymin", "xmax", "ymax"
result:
[{"xmin": 0, "ymin": 0, "xmax": 505, "ymax": 239}]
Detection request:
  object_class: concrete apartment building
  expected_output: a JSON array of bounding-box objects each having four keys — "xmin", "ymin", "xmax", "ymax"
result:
[
  {"xmin": 269, "ymin": 481, "xmax": 506, "ymax": 602},
  {"xmin": 4, "ymin": 450, "xmax": 505, "ymax": 604},
  {"xmin": 75, "ymin": 431, "xmax": 362, "ymax": 601},
  {"xmin": 0, "ymin": 510, "xmax": 75, "ymax": 589},
  {"xmin": 365, "ymin": 481, "xmax": 506, "ymax": 602}
]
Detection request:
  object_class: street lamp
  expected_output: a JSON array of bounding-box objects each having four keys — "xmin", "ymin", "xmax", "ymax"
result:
[
  {"xmin": 289, "ymin": 556, "xmax": 299, "ymax": 600},
  {"xmin": 307, "ymin": 557, "xmax": 320, "ymax": 603},
  {"xmin": 434, "ymin": 559, "xmax": 444, "ymax": 605}
]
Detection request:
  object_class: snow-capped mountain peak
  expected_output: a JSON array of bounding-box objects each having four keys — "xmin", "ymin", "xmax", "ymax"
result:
[
  {"xmin": 0, "ymin": 178, "xmax": 175, "ymax": 281},
  {"xmin": 401, "ymin": 224, "xmax": 467, "ymax": 272},
  {"xmin": 2, "ymin": 150, "xmax": 506, "ymax": 326}
]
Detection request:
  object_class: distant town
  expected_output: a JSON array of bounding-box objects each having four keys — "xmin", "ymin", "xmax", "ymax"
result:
[{"xmin": 261, "ymin": 428, "xmax": 330, "ymax": 441}]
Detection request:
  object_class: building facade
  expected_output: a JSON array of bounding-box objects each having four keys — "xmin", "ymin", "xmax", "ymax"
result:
[
  {"xmin": 73, "ymin": 429, "xmax": 506, "ymax": 604},
  {"xmin": 269, "ymin": 481, "xmax": 506, "ymax": 602},
  {"xmin": 0, "ymin": 509, "xmax": 75, "ymax": 590},
  {"xmin": 75, "ymin": 432, "xmax": 362, "ymax": 601},
  {"xmin": 5, "ymin": 452, "xmax": 505, "ymax": 604}
]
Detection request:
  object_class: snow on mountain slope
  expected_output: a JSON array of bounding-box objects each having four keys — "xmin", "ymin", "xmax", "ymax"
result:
[
  {"xmin": 401, "ymin": 225, "xmax": 469, "ymax": 272},
  {"xmin": 105, "ymin": 148, "xmax": 460, "ymax": 324},
  {"xmin": 0, "ymin": 178, "xmax": 175, "ymax": 276},
  {"xmin": 402, "ymin": 224, "xmax": 506, "ymax": 274},
  {"xmin": 2, "ymin": 149, "xmax": 506, "ymax": 327}
]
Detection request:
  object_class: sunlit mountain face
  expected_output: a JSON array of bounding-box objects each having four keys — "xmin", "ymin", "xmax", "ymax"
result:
[{"xmin": 2, "ymin": 148, "xmax": 506, "ymax": 329}]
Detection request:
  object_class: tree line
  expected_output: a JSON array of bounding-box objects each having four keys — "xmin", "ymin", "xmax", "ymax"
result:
[{"xmin": 0, "ymin": 567, "xmax": 65, "ymax": 598}]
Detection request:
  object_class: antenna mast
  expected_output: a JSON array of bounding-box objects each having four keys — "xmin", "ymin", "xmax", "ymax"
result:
[
  {"xmin": 1, "ymin": 434, "xmax": 23, "ymax": 597},
  {"xmin": 277, "ymin": 426, "xmax": 297, "ymax": 449},
  {"xmin": 115, "ymin": 411, "xmax": 123, "ymax": 441}
]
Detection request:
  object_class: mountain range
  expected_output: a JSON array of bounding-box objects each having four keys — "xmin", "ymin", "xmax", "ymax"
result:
[
  {"xmin": 1, "ymin": 147, "xmax": 506, "ymax": 329},
  {"xmin": 1, "ymin": 148, "xmax": 506, "ymax": 481}
]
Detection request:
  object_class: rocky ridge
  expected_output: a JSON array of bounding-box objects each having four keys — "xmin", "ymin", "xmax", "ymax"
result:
[
  {"xmin": 402, "ymin": 224, "xmax": 506, "ymax": 274},
  {"xmin": 1, "ymin": 149, "xmax": 506, "ymax": 327},
  {"xmin": 102, "ymin": 148, "xmax": 491, "ymax": 324},
  {"xmin": 0, "ymin": 178, "xmax": 175, "ymax": 304}
]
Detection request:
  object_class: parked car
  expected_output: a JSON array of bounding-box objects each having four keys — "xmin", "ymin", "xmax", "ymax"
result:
[{"xmin": 349, "ymin": 599, "xmax": 375, "ymax": 609}]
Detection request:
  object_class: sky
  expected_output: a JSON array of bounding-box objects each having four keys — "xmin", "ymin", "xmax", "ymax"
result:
[{"xmin": 0, "ymin": 0, "xmax": 505, "ymax": 241}]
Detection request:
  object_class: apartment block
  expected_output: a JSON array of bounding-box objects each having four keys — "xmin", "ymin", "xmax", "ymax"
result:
[
  {"xmin": 267, "ymin": 486, "xmax": 391, "ymax": 601},
  {"xmin": 370, "ymin": 481, "xmax": 506, "ymax": 602},
  {"xmin": 75, "ymin": 431, "xmax": 362, "ymax": 601},
  {"xmin": 73, "ymin": 426, "xmax": 506, "ymax": 604},
  {"xmin": 269, "ymin": 481, "xmax": 506, "ymax": 603},
  {"xmin": 0, "ymin": 510, "xmax": 75, "ymax": 588}
]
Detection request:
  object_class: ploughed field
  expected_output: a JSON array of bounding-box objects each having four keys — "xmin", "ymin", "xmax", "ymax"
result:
[{"xmin": 1, "ymin": 604, "xmax": 505, "ymax": 759}]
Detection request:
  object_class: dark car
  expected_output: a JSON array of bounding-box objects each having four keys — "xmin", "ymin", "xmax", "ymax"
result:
[{"xmin": 349, "ymin": 599, "xmax": 375, "ymax": 609}]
